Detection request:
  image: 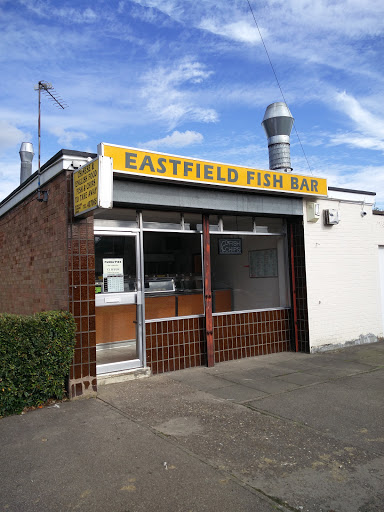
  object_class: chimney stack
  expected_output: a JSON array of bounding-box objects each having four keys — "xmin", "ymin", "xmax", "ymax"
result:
[
  {"xmin": 261, "ymin": 102, "xmax": 294, "ymax": 172},
  {"xmin": 19, "ymin": 142, "xmax": 34, "ymax": 184}
]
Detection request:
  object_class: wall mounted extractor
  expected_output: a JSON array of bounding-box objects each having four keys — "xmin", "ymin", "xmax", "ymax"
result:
[
  {"xmin": 307, "ymin": 202, "xmax": 320, "ymax": 222},
  {"xmin": 262, "ymin": 102, "xmax": 294, "ymax": 172}
]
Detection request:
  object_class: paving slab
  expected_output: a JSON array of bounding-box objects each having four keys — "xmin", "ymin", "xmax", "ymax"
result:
[
  {"xmin": 248, "ymin": 367, "xmax": 384, "ymax": 453},
  {"xmin": 0, "ymin": 397, "xmax": 282, "ymax": 512},
  {"xmin": 219, "ymin": 374, "xmax": 301, "ymax": 395},
  {"xmin": 99, "ymin": 366, "xmax": 384, "ymax": 512},
  {"xmin": 214, "ymin": 364, "xmax": 299, "ymax": 380},
  {"xmin": 170, "ymin": 370, "xmax": 235, "ymax": 391},
  {"xmin": 98, "ymin": 342, "xmax": 384, "ymax": 511},
  {"xmin": 206, "ymin": 382, "xmax": 269, "ymax": 401},
  {"xmin": 2, "ymin": 341, "xmax": 384, "ymax": 512},
  {"xmin": 275, "ymin": 372, "xmax": 325, "ymax": 386}
]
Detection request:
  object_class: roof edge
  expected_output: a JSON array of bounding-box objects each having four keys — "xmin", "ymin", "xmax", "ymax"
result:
[{"xmin": 328, "ymin": 186, "xmax": 376, "ymax": 196}]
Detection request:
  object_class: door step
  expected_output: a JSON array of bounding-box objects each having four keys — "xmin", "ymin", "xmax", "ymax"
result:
[{"xmin": 97, "ymin": 367, "xmax": 152, "ymax": 386}]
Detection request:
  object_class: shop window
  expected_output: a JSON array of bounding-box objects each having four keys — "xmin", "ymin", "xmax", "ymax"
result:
[
  {"xmin": 143, "ymin": 232, "xmax": 203, "ymax": 319},
  {"xmin": 142, "ymin": 210, "xmax": 182, "ymax": 230},
  {"xmin": 223, "ymin": 215, "xmax": 253, "ymax": 232},
  {"xmin": 183, "ymin": 212, "xmax": 203, "ymax": 231},
  {"xmin": 95, "ymin": 235, "xmax": 136, "ymax": 293},
  {"xmin": 210, "ymin": 233, "xmax": 289, "ymax": 313},
  {"xmin": 94, "ymin": 208, "xmax": 138, "ymax": 227},
  {"xmin": 254, "ymin": 217, "xmax": 284, "ymax": 233}
]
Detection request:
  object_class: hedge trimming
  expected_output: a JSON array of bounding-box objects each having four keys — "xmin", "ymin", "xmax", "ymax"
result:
[{"xmin": 0, "ymin": 311, "xmax": 76, "ymax": 417}]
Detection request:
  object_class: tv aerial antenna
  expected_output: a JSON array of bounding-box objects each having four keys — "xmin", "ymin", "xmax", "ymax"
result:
[{"xmin": 34, "ymin": 81, "xmax": 68, "ymax": 201}]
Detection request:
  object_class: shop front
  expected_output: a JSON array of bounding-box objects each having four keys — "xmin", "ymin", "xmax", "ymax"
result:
[
  {"xmin": 76, "ymin": 143, "xmax": 327, "ymax": 378},
  {"xmin": 1, "ymin": 102, "xmax": 377, "ymax": 398},
  {"xmin": 0, "ymin": 139, "xmax": 328, "ymax": 399}
]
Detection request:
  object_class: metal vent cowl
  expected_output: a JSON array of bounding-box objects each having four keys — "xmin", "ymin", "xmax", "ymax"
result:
[
  {"xmin": 19, "ymin": 142, "xmax": 34, "ymax": 184},
  {"xmin": 261, "ymin": 102, "xmax": 294, "ymax": 172}
]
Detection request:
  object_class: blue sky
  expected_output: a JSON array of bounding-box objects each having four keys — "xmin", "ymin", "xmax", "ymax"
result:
[{"xmin": 1, "ymin": 0, "xmax": 384, "ymax": 205}]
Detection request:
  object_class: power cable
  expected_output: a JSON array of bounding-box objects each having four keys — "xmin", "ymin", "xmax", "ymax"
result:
[{"xmin": 246, "ymin": 0, "xmax": 313, "ymax": 174}]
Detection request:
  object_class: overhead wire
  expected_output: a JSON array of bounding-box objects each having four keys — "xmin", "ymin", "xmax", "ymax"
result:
[{"xmin": 246, "ymin": 0, "xmax": 313, "ymax": 174}]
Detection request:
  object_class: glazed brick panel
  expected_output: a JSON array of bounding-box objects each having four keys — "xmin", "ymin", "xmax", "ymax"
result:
[
  {"xmin": 66, "ymin": 172, "xmax": 96, "ymax": 398},
  {"xmin": 213, "ymin": 309, "xmax": 291, "ymax": 363},
  {"xmin": 145, "ymin": 316, "xmax": 206, "ymax": 374},
  {"xmin": 288, "ymin": 219, "xmax": 310, "ymax": 353}
]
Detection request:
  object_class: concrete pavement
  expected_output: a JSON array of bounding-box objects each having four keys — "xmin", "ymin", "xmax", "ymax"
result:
[{"xmin": 1, "ymin": 341, "xmax": 384, "ymax": 511}]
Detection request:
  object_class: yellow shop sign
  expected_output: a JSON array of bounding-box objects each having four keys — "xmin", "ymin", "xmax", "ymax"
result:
[
  {"xmin": 101, "ymin": 144, "xmax": 328, "ymax": 196},
  {"xmin": 73, "ymin": 155, "xmax": 113, "ymax": 217}
]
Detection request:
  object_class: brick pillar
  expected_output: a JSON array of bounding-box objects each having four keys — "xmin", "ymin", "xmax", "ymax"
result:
[
  {"xmin": 287, "ymin": 218, "xmax": 310, "ymax": 352},
  {"xmin": 66, "ymin": 172, "xmax": 96, "ymax": 398}
]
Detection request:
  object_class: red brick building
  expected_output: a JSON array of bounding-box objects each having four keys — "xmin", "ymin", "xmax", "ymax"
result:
[
  {"xmin": 0, "ymin": 142, "xmax": 318, "ymax": 398},
  {"xmin": 3, "ymin": 105, "xmax": 383, "ymax": 398}
]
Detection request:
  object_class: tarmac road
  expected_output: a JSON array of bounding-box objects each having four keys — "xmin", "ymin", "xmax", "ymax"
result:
[{"xmin": 1, "ymin": 341, "xmax": 383, "ymax": 512}]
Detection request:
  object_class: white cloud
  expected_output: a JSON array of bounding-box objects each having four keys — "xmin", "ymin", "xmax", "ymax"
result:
[
  {"xmin": 140, "ymin": 59, "xmax": 218, "ymax": 128},
  {"xmin": 329, "ymin": 133, "xmax": 384, "ymax": 153},
  {"xmin": 334, "ymin": 91, "xmax": 384, "ymax": 139},
  {"xmin": 56, "ymin": 7, "xmax": 97, "ymax": 23},
  {"xmin": 274, "ymin": 0, "xmax": 384, "ymax": 39},
  {"xmin": 50, "ymin": 128, "xmax": 88, "ymax": 147},
  {"xmin": 17, "ymin": 1, "xmax": 97, "ymax": 23},
  {"xmin": 199, "ymin": 18, "xmax": 263, "ymax": 44},
  {"xmin": 319, "ymin": 91, "xmax": 384, "ymax": 153},
  {"xmin": 129, "ymin": 0, "xmax": 181, "ymax": 19},
  {"xmin": 0, "ymin": 159, "xmax": 21, "ymax": 201},
  {"xmin": 142, "ymin": 130, "xmax": 203, "ymax": 149},
  {"xmin": 0, "ymin": 121, "xmax": 30, "ymax": 151}
]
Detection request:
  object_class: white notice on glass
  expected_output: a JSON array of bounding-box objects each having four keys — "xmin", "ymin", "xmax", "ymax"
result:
[
  {"xmin": 103, "ymin": 258, "xmax": 123, "ymax": 275},
  {"xmin": 249, "ymin": 249, "xmax": 278, "ymax": 278},
  {"xmin": 105, "ymin": 275, "xmax": 124, "ymax": 293}
]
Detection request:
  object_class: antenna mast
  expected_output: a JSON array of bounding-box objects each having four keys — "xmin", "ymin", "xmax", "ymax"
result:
[{"xmin": 34, "ymin": 81, "xmax": 68, "ymax": 202}]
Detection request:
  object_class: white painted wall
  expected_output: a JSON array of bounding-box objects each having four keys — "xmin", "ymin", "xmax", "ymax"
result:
[
  {"xmin": 303, "ymin": 195, "xmax": 384, "ymax": 351},
  {"xmin": 378, "ymin": 246, "xmax": 384, "ymax": 335}
]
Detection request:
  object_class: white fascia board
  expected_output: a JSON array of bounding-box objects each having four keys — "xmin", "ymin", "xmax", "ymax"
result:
[
  {"xmin": 0, "ymin": 155, "xmax": 91, "ymax": 218},
  {"xmin": 327, "ymin": 189, "xmax": 375, "ymax": 205}
]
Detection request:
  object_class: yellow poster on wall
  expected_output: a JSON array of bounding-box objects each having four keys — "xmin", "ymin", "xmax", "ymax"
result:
[
  {"xmin": 101, "ymin": 143, "xmax": 328, "ymax": 196},
  {"xmin": 73, "ymin": 158, "xmax": 99, "ymax": 216}
]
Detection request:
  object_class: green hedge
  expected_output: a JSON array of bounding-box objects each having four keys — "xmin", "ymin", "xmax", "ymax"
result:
[{"xmin": 0, "ymin": 311, "xmax": 76, "ymax": 417}]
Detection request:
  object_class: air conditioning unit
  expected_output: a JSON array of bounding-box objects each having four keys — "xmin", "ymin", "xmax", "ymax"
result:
[{"xmin": 324, "ymin": 209, "xmax": 339, "ymax": 225}]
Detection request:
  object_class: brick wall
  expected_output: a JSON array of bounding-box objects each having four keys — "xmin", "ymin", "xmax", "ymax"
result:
[
  {"xmin": 0, "ymin": 174, "xmax": 69, "ymax": 314},
  {"xmin": 145, "ymin": 316, "xmax": 206, "ymax": 374},
  {"xmin": 145, "ymin": 308, "xmax": 291, "ymax": 375},
  {"xmin": 0, "ymin": 170, "xmax": 96, "ymax": 398},
  {"xmin": 304, "ymin": 199, "xmax": 383, "ymax": 350},
  {"xmin": 213, "ymin": 308, "xmax": 291, "ymax": 362}
]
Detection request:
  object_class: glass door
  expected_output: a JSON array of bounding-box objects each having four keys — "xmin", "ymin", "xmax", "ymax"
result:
[{"xmin": 95, "ymin": 232, "xmax": 143, "ymax": 374}]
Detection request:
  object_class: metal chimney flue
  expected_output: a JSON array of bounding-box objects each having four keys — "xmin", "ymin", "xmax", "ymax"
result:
[
  {"xmin": 262, "ymin": 102, "xmax": 294, "ymax": 172},
  {"xmin": 19, "ymin": 142, "xmax": 34, "ymax": 184}
]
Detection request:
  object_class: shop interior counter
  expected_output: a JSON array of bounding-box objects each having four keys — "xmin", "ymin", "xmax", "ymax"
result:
[
  {"xmin": 145, "ymin": 288, "xmax": 232, "ymax": 319},
  {"xmin": 96, "ymin": 275, "xmax": 232, "ymax": 344}
]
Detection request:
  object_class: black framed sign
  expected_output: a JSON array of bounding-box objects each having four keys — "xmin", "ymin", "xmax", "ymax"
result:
[{"xmin": 218, "ymin": 238, "xmax": 242, "ymax": 255}]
